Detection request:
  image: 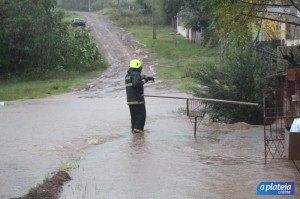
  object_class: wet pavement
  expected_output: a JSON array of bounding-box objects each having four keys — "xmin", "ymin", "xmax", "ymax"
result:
[{"xmin": 0, "ymin": 12, "xmax": 299, "ymax": 199}]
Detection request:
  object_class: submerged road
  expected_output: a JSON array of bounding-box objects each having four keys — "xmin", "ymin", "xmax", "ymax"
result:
[{"xmin": 0, "ymin": 12, "xmax": 299, "ymax": 199}]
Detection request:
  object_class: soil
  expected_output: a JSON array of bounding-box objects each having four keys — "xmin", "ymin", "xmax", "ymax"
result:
[{"xmin": 11, "ymin": 171, "xmax": 71, "ymax": 199}]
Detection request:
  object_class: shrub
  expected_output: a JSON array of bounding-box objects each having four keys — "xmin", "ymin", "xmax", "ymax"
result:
[{"xmin": 192, "ymin": 47, "xmax": 273, "ymax": 124}]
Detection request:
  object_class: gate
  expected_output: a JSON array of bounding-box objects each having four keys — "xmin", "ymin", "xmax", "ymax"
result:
[{"xmin": 263, "ymin": 85, "xmax": 300, "ymax": 159}]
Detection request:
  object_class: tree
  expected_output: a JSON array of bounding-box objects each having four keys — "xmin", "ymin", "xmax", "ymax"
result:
[
  {"xmin": 158, "ymin": 0, "xmax": 184, "ymax": 25},
  {"xmin": 177, "ymin": 0, "xmax": 295, "ymax": 46},
  {"xmin": 178, "ymin": 0, "xmax": 210, "ymax": 31},
  {"xmin": 0, "ymin": 0, "xmax": 104, "ymax": 78},
  {"xmin": 0, "ymin": 0, "xmax": 61, "ymax": 74},
  {"xmin": 59, "ymin": 0, "xmax": 95, "ymax": 11},
  {"xmin": 135, "ymin": 0, "xmax": 152, "ymax": 14},
  {"xmin": 179, "ymin": 0, "xmax": 300, "ymax": 66},
  {"xmin": 188, "ymin": 0, "xmax": 300, "ymax": 40}
]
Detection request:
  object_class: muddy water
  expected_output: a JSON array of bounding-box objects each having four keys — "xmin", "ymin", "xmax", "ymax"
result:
[
  {"xmin": 59, "ymin": 97, "xmax": 300, "ymax": 199},
  {"xmin": 0, "ymin": 93, "xmax": 128, "ymax": 198},
  {"xmin": 1, "ymin": 12, "xmax": 299, "ymax": 199}
]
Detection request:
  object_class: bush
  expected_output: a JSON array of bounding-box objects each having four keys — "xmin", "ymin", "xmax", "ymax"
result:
[
  {"xmin": 192, "ymin": 47, "xmax": 273, "ymax": 124},
  {"xmin": 0, "ymin": 1, "xmax": 107, "ymax": 79}
]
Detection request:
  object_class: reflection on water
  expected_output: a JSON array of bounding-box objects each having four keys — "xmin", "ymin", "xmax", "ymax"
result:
[
  {"xmin": 129, "ymin": 133, "xmax": 146, "ymax": 153},
  {"xmin": 60, "ymin": 121, "xmax": 300, "ymax": 199},
  {"xmin": 197, "ymin": 155, "xmax": 266, "ymax": 166}
]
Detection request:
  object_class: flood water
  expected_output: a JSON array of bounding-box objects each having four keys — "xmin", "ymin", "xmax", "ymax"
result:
[
  {"xmin": 0, "ymin": 12, "xmax": 299, "ymax": 199},
  {"xmin": 59, "ymin": 96, "xmax": 300, "ymax": 199}
]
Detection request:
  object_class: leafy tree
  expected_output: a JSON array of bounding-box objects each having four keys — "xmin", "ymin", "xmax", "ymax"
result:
[
  {"xmin": 178, "ymin": 0, "xmax": 210, "ymax": 31},
  {"xmin": 58, "ymin": 0, "xmax": 95, "ymax": 11},
  {"xmin": 135, "ymin": 0, "xmax": 152, "ymax": 14},
  {"xmin": 158, "ymin": 0, "xmax": 184, "ymax": 25},
  {"xmin": 64, "ymin": 29, "xmax": 102, "ymax": 72},
  {"xmin": 0, "ymin": 0, "xmax": 105, "ymax": 78},
  {"xmin": 0, "ymin": 0, "xmax": 62, "ymax": 75},
  {"xmin": 183, "ymin": 0, "xmax": 300, "ymax": 42}
]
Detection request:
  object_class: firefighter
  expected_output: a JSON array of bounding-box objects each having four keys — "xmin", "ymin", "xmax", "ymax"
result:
[{"xmin": 125, "ymin": 59, "xmax": 155, "ymax": 133}]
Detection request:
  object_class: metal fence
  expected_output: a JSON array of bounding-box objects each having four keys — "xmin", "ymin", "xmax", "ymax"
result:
[{"xmin": 263, "ymin": 87, "xmax": 300, "ymax": 159}]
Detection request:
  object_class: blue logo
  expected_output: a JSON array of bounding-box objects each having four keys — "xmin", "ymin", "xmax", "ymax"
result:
[{"xmin": 257, "ymin": 182, "xmax": 294, "ymax": 195}]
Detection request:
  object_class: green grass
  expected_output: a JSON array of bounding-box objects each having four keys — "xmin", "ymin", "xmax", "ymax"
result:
[
  {"xmin": 125, "ymin": 25, "xmax": 219, "ymax": 91},
  {"xmin": 0, "ymin": 70, "xmax": 103, "ymax": 101}
]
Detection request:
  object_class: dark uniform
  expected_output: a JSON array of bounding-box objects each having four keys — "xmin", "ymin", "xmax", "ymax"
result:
[{"xmin": 125, "ymin": 59, "xmax": 154, "ymax": 133}]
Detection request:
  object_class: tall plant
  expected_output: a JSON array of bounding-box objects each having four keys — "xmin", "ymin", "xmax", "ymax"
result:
[
  {"xmin": 0, "ymin": 0, "xmax": 105, "ymax": 78},
  {"xmin": 192, "ymin": 45, "xmax": 273, "ymax": 124},
  {"xmin": 0, "ymin": 0, "xmax": 60, "ymax": 75}
]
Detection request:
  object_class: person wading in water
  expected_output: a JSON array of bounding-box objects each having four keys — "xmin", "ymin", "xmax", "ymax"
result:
[{"xmin": 125, "ymin": 59, "xmax": 155, "ymax": 133}]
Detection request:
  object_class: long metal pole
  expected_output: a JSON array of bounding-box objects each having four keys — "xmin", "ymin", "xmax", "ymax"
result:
[
  {"xmin": 88, "ymin": 0, "xmax": 91, "ymax": 12},
  {"xmin": 143, "ymin": 94, "xmax": 258, "ymax": 106}
]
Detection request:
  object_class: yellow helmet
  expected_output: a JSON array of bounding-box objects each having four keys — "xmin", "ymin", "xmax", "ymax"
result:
[{"xmin": 129, "ymin": 59, "xmax": 142, "ymax": 69}]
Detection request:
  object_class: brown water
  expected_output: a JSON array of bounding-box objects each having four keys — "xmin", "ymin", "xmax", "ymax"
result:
[
  {"xmin": 59, "ymin": 97, "xmax": 300, "ymax": 199},
  {"xmin": 0, "ymin": 12, "xmax": 299, "ymax": 199}
]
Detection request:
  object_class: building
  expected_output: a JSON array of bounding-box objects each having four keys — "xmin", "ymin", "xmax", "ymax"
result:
[{"xmin": 177, "ymin": 16, "xmax": 203, "ymax": 44}]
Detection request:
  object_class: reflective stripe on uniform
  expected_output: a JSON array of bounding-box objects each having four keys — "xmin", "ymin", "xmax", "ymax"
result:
[
  {"xmin": 126, "ymin": 83, "xmax": 133, "ymax": 87},
  {"xmin": 127, "ymin": 101, "xmax": 145, "ymax": 105},
  {"xmin": 133, "ymin": 128, "xmax": 143, "ymax": 133}
]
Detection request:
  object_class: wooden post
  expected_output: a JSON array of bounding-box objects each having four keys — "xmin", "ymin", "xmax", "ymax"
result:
[
  {"xmin": 186, "ymin": 99, "xmax": 189, "ymax": 116},
  {"xmin": 194, "ymin": 117, "xmax": 197, "ymax": 137},
  {"xmin": 152, "ymin": 0, "xmax": 157, "ymax": 39}
]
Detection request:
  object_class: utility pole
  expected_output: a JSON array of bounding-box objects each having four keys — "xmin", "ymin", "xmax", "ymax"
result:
[{"xmin": 152, "ymin": 0, "xmax": 157, "ymax": 39}]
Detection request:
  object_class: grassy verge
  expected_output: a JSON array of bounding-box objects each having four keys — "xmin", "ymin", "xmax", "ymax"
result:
[
  {"xmin": 0, "ymin": 70, "xmax": 104, "ymax": 101},
  {"xmin": 125, "ymin": 25, "xmax": 219, "ymax": 91}
]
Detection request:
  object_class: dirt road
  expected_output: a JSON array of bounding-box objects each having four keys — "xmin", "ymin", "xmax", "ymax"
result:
[{"xmin": 1, "ymin": 12, "xmax": 299, "ymax": 199}]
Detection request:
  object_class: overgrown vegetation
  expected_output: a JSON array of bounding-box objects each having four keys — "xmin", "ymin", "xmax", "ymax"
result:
[
  {"xmin": 191, "ymin": 45, "xmax": 273, "ymax": 124},
  {"xmin": 0, "ymin": 0, "xmax": 106, "ymax": 79},
  {"xmin": 0, "ymin": 0, "xmax": 107, "ymax": 101}
]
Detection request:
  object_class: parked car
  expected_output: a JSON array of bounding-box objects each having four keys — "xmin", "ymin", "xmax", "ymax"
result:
[{"xmin": 72, "ymin": 18, "xmax": 86, "ymax": 27}]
